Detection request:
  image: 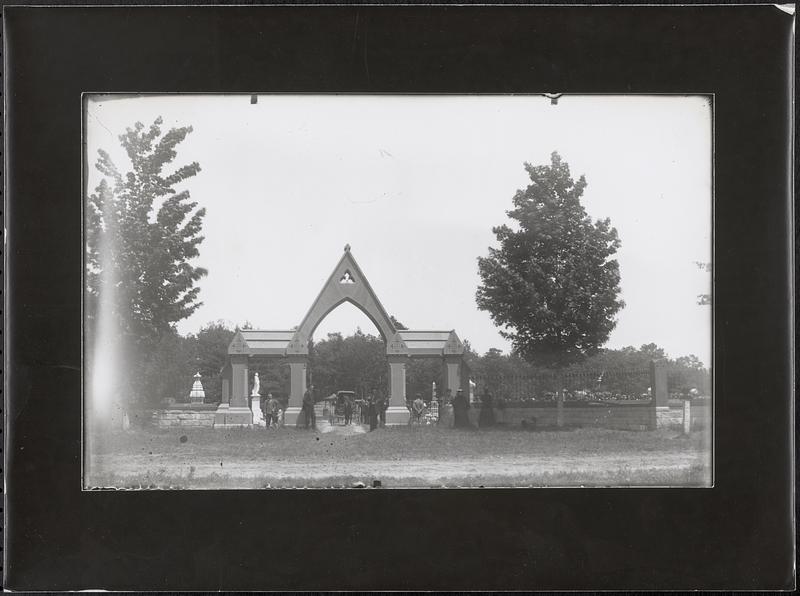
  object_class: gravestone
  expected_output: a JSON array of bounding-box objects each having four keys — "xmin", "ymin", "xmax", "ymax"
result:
[{"xmin": 189, "ymin": 372, "xmax": 205, "ymax": 404}]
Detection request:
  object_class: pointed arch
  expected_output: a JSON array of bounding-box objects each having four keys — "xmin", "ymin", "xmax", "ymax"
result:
[{"xmin": 287, "ymin": 248, "xmax": 396, "ymax": 354}]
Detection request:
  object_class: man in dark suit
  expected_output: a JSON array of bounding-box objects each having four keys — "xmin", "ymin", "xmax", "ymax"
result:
[
  {"xmin": 377, "ymin": 392, "xmax": 388, "ymax": 427},
  {"xmin": 301, "ymin": 385, "xmax": 317, "ymax": 430}
]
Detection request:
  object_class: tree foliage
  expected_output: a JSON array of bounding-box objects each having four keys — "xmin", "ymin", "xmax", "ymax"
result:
[
  {"xmin": 86, "ymin": 117, "xmax": 207, "ymax": 342},
  {"xmin": 471, "ymin": 343, "xmax": 710, "ymax": 397},
  {"xmin": 476, "ymin": 152, "xmax": 624, "ymax": 367},
  {"xmin": 309, "ymin": 330, "xmax": 387, "ymax": 398},
  {"xmin": 139, "ymin": 331, "xmax": 197, "ymax": 404},
  {"xmin": 193, "ymin": 321, "xmax": 236, "ymax": 403},
  {"xmin": 86, "ymin": 117, "xmax": 207, "ymax": 406},
  {"xmin": 148, "ymin": 323, "xmax": 710, "ymax": 408}
]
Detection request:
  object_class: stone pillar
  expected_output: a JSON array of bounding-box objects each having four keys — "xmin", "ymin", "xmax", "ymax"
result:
[
  {"xmin": 214, "ymin": 354, "xmax": 253, "ymax": 428},
  {"xmin": 221, "ymin": 374, "xmax": 230, "ymax": 405},
  {"xmin": 683, "ymin": 399, "xmax": 692, "ymax": 435},
  {"xmin": 444, "ymin": 356, "xmax": 461, "ymax": 398},
  {"xmin": 650, "ymin": 359, "xmax": 669, "ymax": 408},
  {"xmin": 230, "ymin": 354, "xmax": 249, "ymax": 407},
  {"xmin": 284, "ymin": 356, "xmax": 308, "ymax": 426},
  {"xmin": 386, "ymin": 355, "xmax": 410, "ymax": 425}
]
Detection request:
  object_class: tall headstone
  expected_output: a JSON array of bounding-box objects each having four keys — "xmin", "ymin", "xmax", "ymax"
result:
[{"xmin": 650, "ymin": 359, "xmax": 669, "ymax": 408}]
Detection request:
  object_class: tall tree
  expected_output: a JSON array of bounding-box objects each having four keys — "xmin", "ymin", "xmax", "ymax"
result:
[
  {"xmin": 86, "ymin": 117, "xmax": 207, "ymax": 405},
  {"xmin": 476, "ymin": 152, "xmax": 624, "ymax": 368},
  {"xmin": 87, "ymin": 117, "xmax": 207, "ymax": 337}
]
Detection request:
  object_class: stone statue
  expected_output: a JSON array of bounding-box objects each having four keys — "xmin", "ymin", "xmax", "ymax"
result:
[{"xmin": 251, "ymin": 372, "xmax": 260, "ymax": 397}]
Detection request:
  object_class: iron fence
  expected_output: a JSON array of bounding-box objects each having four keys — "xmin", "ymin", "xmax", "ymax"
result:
[{"xmin": 473, "ymin": 368, "xmax": 653, "ymax": 405}]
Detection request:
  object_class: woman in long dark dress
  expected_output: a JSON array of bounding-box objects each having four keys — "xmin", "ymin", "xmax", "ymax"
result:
[
  {"xmin": 478, "ymin": 389, "xmax": 496, "ymax": 428},
  {"xmin": 452, "ymin": 389, "xmax": 471, "ymax": 428},
  {"xmin": 367, "ymin": 395, "xmax": 378, "ymax": 431}
]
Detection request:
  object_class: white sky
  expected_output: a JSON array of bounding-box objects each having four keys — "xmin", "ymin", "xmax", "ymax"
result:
[{"xmin": 85, "ymin": 94, "xmax": 712, "ymax": 366}]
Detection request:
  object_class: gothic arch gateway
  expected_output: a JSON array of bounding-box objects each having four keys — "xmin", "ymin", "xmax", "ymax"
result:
[{"xmin": 214, "ymin": 245, "xmax": 467, "ymax": 427}]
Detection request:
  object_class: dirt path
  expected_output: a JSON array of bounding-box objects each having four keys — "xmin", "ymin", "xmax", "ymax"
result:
[
  {"xmin": 316, "ymin": 420, "xmax": 368, "ymax": 435},
  {"xmin": 93, "ymin": 450, "xmax": 707, "ymax": 483},
  {"xmin": 87, "ymin": 425, "xmax": 711, "ymax": 487}
]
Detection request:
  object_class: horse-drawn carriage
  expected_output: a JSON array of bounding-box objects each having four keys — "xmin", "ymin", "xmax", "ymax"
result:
[{"xmin": 324, "ymin": 390, "xmax": 356, "ymax": 425}]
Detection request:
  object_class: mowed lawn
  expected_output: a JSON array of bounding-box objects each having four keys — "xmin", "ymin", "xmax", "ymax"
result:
[{"xmin": 86, "ymin": 424, "xmax": 712, "ymax": 489}]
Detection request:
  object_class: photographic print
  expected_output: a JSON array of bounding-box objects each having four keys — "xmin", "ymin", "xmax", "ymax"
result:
[{"xmin": 83, "ymin": 94, "xmax": 713, "ymax": 489}]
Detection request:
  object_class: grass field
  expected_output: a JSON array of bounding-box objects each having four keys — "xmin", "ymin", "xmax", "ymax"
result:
[{"xmin": 85, "ymin": 423, "xmax": 712, "ymax": 489}]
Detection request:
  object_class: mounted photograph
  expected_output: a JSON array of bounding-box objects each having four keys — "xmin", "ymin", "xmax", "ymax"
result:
[{"xmin": 83, "ymin": 94, "xmax": 712, "ymax": 489}]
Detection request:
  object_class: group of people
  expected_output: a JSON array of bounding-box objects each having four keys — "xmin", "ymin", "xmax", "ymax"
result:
[
  {"xmin": 450, "ymin": 387, "xmax": 497, "ymax": 428},
  {"xmin": 299, "ymin": 386, "xmax": 389, "ymax": 431},
  {"xmin": 362, "ymin": 394, "xmax": 389, "ymax": 431},
  {"xmin": 295, "ymin": 385, "xmax": 497, "ymax": 430}
]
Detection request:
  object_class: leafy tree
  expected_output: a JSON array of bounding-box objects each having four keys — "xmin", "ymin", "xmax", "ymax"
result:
[
  {"xmin": 406, "ymin": 358, "xmax": 443, "ymax": 401},
  {"xmin": 309, "ymin": 330, "xmax": 387, "ymax": 398},
  {"xmin": 87, "ymin": 117, "xmax": 207, "ymax": 337},
  {"xmin": 139, "ymin": 331, "xmax": 197, "ymax": 405},
  {"xmin": 253, "ymin": 360, "xmax": 291, "ymax": 404},
  {"xmin": 669, "ymin": 354, "xmax": 710, "ymax": 395},
  {"xmin": 637, "ymin": 343, "xmax": 666, "ymax": 361},
  {"xmin": 86, "ymin": 117, "xmax": 207, "ymax": 405},
  {"xmin": 476, "ymin": 152, "xmax": 624, "ymax": 368}
]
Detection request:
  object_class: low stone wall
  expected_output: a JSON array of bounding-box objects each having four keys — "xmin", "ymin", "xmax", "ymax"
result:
[
  {"xmin": 466, "ymin": 403, "xmax": 656, "ymax": 431},
  {"xmin": 656, "ymin": 407, "xmax": 683, "ymax": 429},
  {"xmin": 657, "ymin": 401, "xmax": 711, "ymax": 431},
  {"xmin": 690, "ymin": 401, "xmax": 711, "ymax": 430},
  {"xmin": 152, "ymin": 403, "xmax": 218, "ymax": 428}
]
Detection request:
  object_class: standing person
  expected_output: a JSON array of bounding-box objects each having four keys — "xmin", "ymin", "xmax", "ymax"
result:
[
  {"xmin": 266, "ymin": 393, "xmax": 280, "ymax": 429},
  {"xmin": 301, "ymin": 384, "xmax": 317, "ymax": 430},
  {"xmin": 478, "ymin": 388, "xmax": 496, "ymax": 428},
  {"xmin": 367, "ymin": 394, "xmax": 378, "ymax": 431},
  {"xmin": 343, "ymin": 394, "xmax": 353, "ymax": 425},
  {"xmin": 452, "ymin": 388, "xmax": 472, "ymax": 428},
  {"xmin": 378, "ymin": 392, "xmax": 388, "ymax": 427},
  {"xmin": 263, "ymin": 392, "xmax": 272, "ymax": 428},
  {"xmin": 410, "ymin": 393, "xmax": 425, "ymax": 425}
]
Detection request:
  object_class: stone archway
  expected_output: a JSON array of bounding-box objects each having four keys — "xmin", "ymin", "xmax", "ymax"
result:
[
  {"xmin": 215, "ymin": 245, "xmax": 466, "ymax": 428},
  {"xmin": 290, "ymin": 244, "xmax": 396, "ymax": 347}
]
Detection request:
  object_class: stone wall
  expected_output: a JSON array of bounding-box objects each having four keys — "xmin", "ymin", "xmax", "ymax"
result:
[
  {"xmin": 152, "ymin": 404, "xmax": 217, "ymax": 428},
  {"xmin": 690, "ymin": 400, "xmax": 711, "ymax": 430},
  {"xmin": 656, "ymin": 407, "xmax": 683, "ymax": 429},
  {"xmin": 658, "ymin": 401, "xmax": 711, "ymax": 431},
  {"xmin": 466, "ymin": 403, "xmax": 656, "ymax": 431}
]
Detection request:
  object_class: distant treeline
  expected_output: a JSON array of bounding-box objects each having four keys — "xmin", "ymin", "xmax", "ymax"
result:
[{"xmin": 124, "ymin": 322, "xmax": 709, "ymax": 406}]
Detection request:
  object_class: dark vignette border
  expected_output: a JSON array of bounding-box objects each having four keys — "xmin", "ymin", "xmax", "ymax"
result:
[{"xmin": 2, "ymin": 3, "xmax": 795, "ymax": 591}]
